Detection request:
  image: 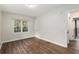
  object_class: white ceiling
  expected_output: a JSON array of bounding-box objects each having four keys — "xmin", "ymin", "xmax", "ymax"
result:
[
  {"xmin": 0, "ymin": 4, "xmax": 62, "ymax": 17},
  {"xmin": 0, "ymin": 4, "xmax": 79, "ymax": 17}
]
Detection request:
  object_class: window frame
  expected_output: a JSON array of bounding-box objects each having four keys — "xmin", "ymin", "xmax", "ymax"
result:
[{"xmin": 14, "ymin": 19, "xmax": 28, "ymax": 33}]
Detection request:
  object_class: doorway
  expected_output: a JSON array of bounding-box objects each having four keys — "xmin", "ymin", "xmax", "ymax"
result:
[
  {"xmin": 73, "ymin": 18, "xmax": 79, "ymax": 39},
  {"xmin": 67, "ymin": 10, "xmax": 79, "ymax": 49}
]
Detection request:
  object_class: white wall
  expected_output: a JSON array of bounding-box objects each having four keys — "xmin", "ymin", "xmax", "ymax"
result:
[
  {"xmin": 35, "ymin": 5, "xmax": 79, "ymax": 47},
  {"xmin": 35, "ymin": 8, "xmax": 68, "ymax": 47},
  {"xmin": 67, "ymin": 14, "xmax": 75, "ymax": 40},
  {"xmin": 1, "ymin": 12, "xmax": 35, "ymax": 43}
]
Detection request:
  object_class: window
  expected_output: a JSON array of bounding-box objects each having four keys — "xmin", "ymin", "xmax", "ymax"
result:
[
  {"xmin": 14, "ymin": 20, "xmax": 21, "ymax": 32},
  {"xmin": 22, "ymin": 20, "xmax": 28, "ymax": 32},
  {"xmin": 14, "ymin": 20, "xmax": 28, "ymax": 32}
]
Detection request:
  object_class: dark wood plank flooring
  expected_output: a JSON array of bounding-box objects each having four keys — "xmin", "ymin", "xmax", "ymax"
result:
[{"xmin": 1, "ymin": 37, "xmax": 79, "ymax": 54}]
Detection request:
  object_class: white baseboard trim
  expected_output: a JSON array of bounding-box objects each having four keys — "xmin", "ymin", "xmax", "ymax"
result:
[
  {"xmin": 0, "ymin": 35, "xmax": 67, "ymax": 48},
  {"xmin": 34, "ymin": 35, "xmax": 40, "ymax": 38},
  {"xmin": 1, "ymin": 35, "xmax": 34, "ymax": 44},
  {"xmin": 35, "ymin": 35, "xmax": 67, "ymax": 48},
  {"xmin": 0, "ymin": 35, "xmax": 34, "ymax": 49}
]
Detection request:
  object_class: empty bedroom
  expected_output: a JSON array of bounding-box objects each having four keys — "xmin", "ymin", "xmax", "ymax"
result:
[{"xmin": 0, "ymin": 4, "xmax": 79, "ymax": 54}]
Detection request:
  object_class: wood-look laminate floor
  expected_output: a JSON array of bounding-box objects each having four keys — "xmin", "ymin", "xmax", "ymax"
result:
[{"xmin": 1, "ymin": 37, "xmax": 79, "ymax": 54}]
